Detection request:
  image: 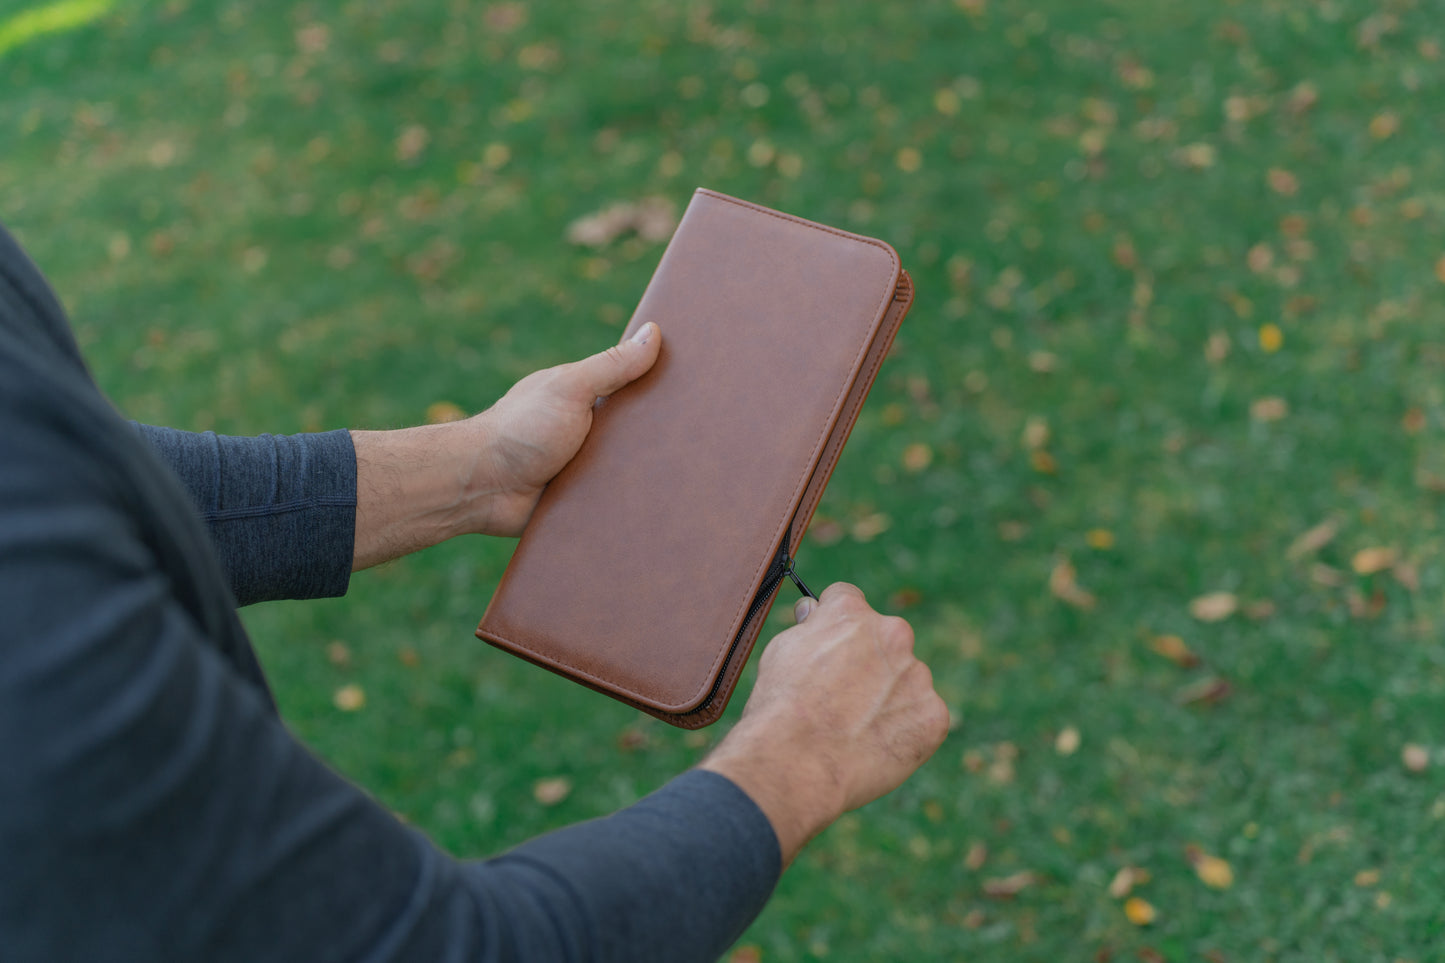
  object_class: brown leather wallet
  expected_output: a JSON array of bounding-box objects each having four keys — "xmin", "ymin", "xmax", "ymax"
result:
[{"xmin": 477, "ymin": 188, "xmax": 913, "ymax": 728}]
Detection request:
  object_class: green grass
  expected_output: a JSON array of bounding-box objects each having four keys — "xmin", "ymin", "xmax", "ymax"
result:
[{"xmin": 6, "ymin": 0, "xmax": 1445, "ymax": 958}]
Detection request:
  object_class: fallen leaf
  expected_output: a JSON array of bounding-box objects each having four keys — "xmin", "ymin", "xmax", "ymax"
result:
[
  {"xmin": 1022, "ymin": 415, "xmax": 1050, "ymax": 449},
  {"xmin": 1243, "ymin": 599, "xmax": 1276, "ymax": 620},
  {"xmin": 1055, "ymin": 725, "xmax": 1081, "ymax": 756},
  {"xmin": 1247, "ymin": 243, "xmax": 1274, "ymax": 274},
  {"xmin": 333, "ymin": 684, "xmax": 365, "ymax": 711},
  {"xmin": 1402, "ymin": 407, "xmax": 1426, "ymax": 433},
  {"xmin": 1108, "ymin": 866, "xmax": 1150, "ymax": 899},
  {"xmin": 1185, "ymin": 845, "xmax": 1235, "ymax": 889},
  {"xmin": 397, "ymin": 646, "xmax": 419, "ymax": 667},
  {"xmin": 532, "ymin": 776, "xmax": 572, "ymax": 806},
  {"xmin": 1086, "ymin": 528, "xmax": 1115, "ymax": 550},
  {"xmin": 426, "ymin": 401, "xmax": 467, "ymax": 424},
  {"xmin": 616, "ymin": 726, "xmax": 651, "ymax": 752},
  {"xmin": 902, "ymin": 442, "xmax": 933, "ymax": 473},
  {"xmin": 1123, "ymin": 897, "xmax": 1157, "ymax": 926},
  {"xmin": 1369, "ymin": 111, "xmax": 1400, "ymax": 140},
  {"xmin": 1287, "ymin": 519, "xmax": 1338, "ymax": 560},
  {"xmin": 808, "ymin": 517, "xmax": 845, "ymax": 546},
  {"xmin": 1311, "ymin": 563, "xmax": 1346, "ymax": 587},
  {"xmin": 982, "ymin": 870, "xmax": 1037, "ymax": 899},
  {"xmin": 1030, "ymin": 450, "xmax": 1058, "ymax": 474},
  {"xmin": 1352, "ymin": 547, "xmax": 1397, "ymax": 575},
  {"xmin": 1267, "ymin": 168, "xmax": 1299, "ymax": 196},
  {"xmin": 1189, "ymin": 592, "xmax": 1238, "ymax": 622},
  {"xmin": 325, "ymin": 640, "xmax": 352, "ymax": 668},
  {"xmin": 964, "ymin": 841, "xmax": 988, "ymax": 870},
  {"xmin": 395, "ymin": 124, "xmax": 430, "ymax": 162},
  {"xmin": 1176, "ymin": 142, "xmax": 1217, "ymax": 169},
  {"xmin": 850, "ymin": 512, "xmax": 891, "ymax": 542},
  {"xmin": 1029, "ymin": 350, "xmax": 1059, "ymax": 373},
  {"xmin": 1151, "ymin": 634, "xmax": 1201, "ymax": 668},
  {"xmin": 728, "ymin": 946, "xmax": 762, "ymax": 963},
  {"xmin": 1393, "ymin": 561, "xmax": 1420, "ymax": 591},
  {"xmin": 1258, "ymin": 323, "xmax": 1284, "ymax": 352},
  {"xmin": 566, "ymin": 197, "xmax": 677, "ymax": 247},
  {"xmin": 1403, "ymin": 743, "xmax": 1429, "ymax": 773},
  {"xmin": 1176, "ymin": 676, "xmax": 1232, "ymax": 707},
  {"xmin": 1285, "ymin": 81, "xmax": 1319, "ymax": 114},
  {"xmin": 1250, "ymin": 396, "xmax": 1289, "ymax": 421},
  {"xmin": 1436, "ymin": 254, "xmax": 1445, "ymax": 284},
  {"xmin": 1050, "ymin": 558, "xmax": 1097, "ymax": 610},
  {"xmin": 1354, "ymin": 868, "xmax": 1381, "ymax": 887}
]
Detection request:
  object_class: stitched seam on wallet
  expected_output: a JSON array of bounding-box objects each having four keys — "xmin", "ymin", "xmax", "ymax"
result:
[
  {"xmin": 789, "ymin": 286, "xmax": 909, "ymax": 552},
  {"xmin": 481, "ymin": 191, "xmax": 899, "ymax": 712}
]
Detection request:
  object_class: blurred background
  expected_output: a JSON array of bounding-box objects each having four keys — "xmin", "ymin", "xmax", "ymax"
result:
[{"xmin": 4, "ymin": 0, "xmax": 1445, "ymax": 958}]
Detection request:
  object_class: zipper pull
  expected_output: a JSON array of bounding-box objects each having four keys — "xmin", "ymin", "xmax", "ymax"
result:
[{"xmin": 784, "ymin": 557, "xmax": 817, "ymax": 600}]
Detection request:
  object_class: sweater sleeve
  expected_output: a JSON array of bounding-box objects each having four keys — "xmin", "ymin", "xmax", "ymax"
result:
[
  {"xmin": 1, "ymin": 401, "xmax": 781, "ymax": 963},
  {"xmin": 133, "ymin": 425, "xmax": 357, "ymax": 605}
]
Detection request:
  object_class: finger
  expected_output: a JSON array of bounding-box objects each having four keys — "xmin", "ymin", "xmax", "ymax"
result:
[
  {"xmin": 793, "ymin": 596, "xmax": 817, "ymax": 623},
  {"xmin": 818, "ymin": 582, "xmax": 867, "ymax": 607},
  {"xmin": 562, "ymin": 322, "xmax": 662, "ymax": 400}
]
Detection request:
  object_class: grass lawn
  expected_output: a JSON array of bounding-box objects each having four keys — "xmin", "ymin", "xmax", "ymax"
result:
[{"xmin": 5, "ymin": 0, "xmax": 1445, "ymax": 958}]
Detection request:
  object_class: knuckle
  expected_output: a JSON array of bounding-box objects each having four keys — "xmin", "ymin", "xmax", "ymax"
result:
[{"xmin": 881, "ymin": 615, "xmax": 915, "ymax": 649}]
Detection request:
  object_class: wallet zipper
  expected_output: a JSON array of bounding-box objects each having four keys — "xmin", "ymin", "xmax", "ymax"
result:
[{"xmin": 698, "ymin": 537, "xmax": 815, "ymax": 711}]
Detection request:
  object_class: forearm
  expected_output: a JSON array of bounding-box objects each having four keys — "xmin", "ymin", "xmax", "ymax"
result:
[{"xmin": 349, "ymin": 418, "xmax": 516, "ymax": 570}]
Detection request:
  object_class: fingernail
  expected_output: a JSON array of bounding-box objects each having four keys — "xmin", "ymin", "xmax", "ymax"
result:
[
  {"xmin": 630, "ymin": 322, "xmax": 654, "ymax": 344},
  {"xmin": 793, "ymin": 597, "xmax": 816, "ymax": 623}
]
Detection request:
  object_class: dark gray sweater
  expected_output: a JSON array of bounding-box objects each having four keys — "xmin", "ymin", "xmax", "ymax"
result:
[{"xmin": 0, "ymin": 224, "xmax": 779, "ymax": 962}]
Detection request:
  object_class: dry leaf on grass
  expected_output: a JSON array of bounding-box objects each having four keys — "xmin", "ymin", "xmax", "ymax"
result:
[
  {"xmin": 1108, "ymin": 866, "xmax": 1150, "ymax": 899},
  {"xmin": 532, "ymin": 777, "xmax": 572, "ymax": 806},
  {"xmin": 1176, "ymin": 676, "xmax": 1232, "ymax": 707},
  {"xmin": 1351, "ymin": 546, "xmax": 1397, "ymax": 575},
  {"xmin": 1403, "ymin": 743, "xmax": 1430, "ymax": 773},
  {"xmin": 1124, "ymin": 896, "xmax": 1157, "ymax": 926},
  {"xmin": 1055, "ymin": 725, "xmax": 1081, "ymax": 756},
  {"xmin": 1189, "ymin": 592, "xmax": 1237, "ymax": 622},
  {"xmin": 566, "ymin": 197, "xmax": 677, "ymax": 247},
  {"xmin": 1185, "ymin": 845, "xmax": 1235, "ymax": 889},
  {"xmin": 1050, "ymin": 558, "xmax": 1097, "ymax": 610},
  {"xmin": 1150, "ymin": 634, "xmax": 1201, "ymax": 668},
  {"xmin": 1287, "ymin": 519, "xmax": 1338, "ymax": 560},
  {"xmin": 982, "ymin": 870, "xmax": 1038, "ymax": 899},
  {"xmin": 333, "ymin": 684, "xmax": 365, "ymax": 711}
]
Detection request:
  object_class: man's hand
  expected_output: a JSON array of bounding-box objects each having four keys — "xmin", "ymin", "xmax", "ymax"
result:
[
  {"xmin": 699, "ymin": 583, "xmax": 949, "ymax": 865},
  {"xmin": 349, "ymin": 323, "xmax": 660, "ymax": 570},
  {"xmin": 466, "ymin": 321, "xmax": 661, "ymax": 537}
]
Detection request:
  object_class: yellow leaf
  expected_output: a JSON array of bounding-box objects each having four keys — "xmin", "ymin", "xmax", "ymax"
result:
[
  {"xmin": 1124, "ymin": 896, "xmax": 1157, "ymax": 926},
  {"xmin": 1354, "ymin": 868, "xmax": 1381, "ymax": 887},
  {"xmin": 1369, "ymin": 111, "xmax": 1400, "ymax": 140},
  {"xmin": 1258, "ymin": 323, "xmax": 1283, "ymax": 352},
  {"xmin": 1054, "ymin": 725, "xmax": 1081, "ymax": 756},
  {"xmin": 1186, "ymin": 846, "xmax": 1234, "ymax": 889},
  {"xmin": 425, "ymin": 401, "xmax": 467, "ymax": 424},
  {"xmin": 1189, "ymin": 591, "xmax": 1238, "ymax": 622},
  {"xmin": 332, "ymin": 684, "xmax": 365, "ymax": 711},
  {"xmin": 895, "ymin": 147, "xmax": 922, "ymax": 173},
  {"xmin": 1352, "ymin": 546, "xmax": 1397, "ymax": 575},
  {"xmin": 1086, "ymin": 528, "xmax": 1115, "ymax": 550},
  {"xmin": 1022, "ymin": 415, "xmax": 1050, "ymax": 450}
]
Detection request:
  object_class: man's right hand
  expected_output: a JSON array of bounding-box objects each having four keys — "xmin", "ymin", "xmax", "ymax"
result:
[{"xmin": 699, "ymin": 583, "xmax": 949, "ymax": 865}]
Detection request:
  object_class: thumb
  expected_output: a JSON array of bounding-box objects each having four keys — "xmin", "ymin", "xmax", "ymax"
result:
[{"xmin": 564, "ymin": 322, "xmax": 662, "ymax": 400}]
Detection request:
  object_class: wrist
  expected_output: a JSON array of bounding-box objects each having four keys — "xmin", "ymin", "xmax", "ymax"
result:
[{"xmin": 698, "ymin": 717, "xmax": 844, "ymax": 866}]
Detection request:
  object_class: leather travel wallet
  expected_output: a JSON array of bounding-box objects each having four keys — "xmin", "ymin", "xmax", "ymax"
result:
[{"xmin": 477, "ymin": 188, "xmax": 914, "ymax": 728}]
